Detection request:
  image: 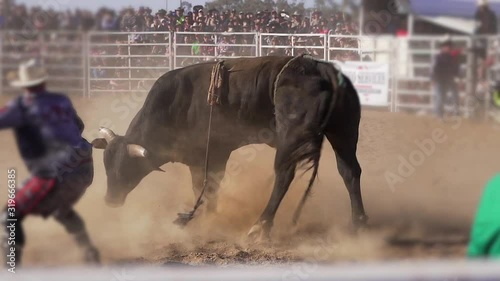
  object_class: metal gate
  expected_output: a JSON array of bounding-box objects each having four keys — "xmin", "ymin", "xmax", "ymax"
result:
[
  {"xmin": 393, "ymin": 35, "xmax": 473, "ymax": 114},
  {"xmin": 0, "ymin": 31, "xmax": 86, "ymax": 96},
  {"xmin": 87, "ymin": 31, "xmax": 173, "ymax": 96}
]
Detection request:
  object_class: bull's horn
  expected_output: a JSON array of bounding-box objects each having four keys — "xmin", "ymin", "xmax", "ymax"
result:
[
  {"xmin": 127, "ymin": 144, "xmax": 148, "ymax": 158},
  {"xmin": 99, "ymin": 127, "xmax": 116, "ymax": 142}
]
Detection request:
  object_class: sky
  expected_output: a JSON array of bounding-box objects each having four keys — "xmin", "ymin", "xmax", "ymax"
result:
[{"xmin": 16, "ymin": 0, "xmax": 318, "ymax": 12}]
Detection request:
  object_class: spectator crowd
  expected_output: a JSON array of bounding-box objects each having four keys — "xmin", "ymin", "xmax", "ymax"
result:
[
  {"xmin": 0, "ymin": 2, "xmax": 361, "ymax": 92},
  {"xmin": 1, "ymin": 3, "xmax": 359, "ymax": 35}
]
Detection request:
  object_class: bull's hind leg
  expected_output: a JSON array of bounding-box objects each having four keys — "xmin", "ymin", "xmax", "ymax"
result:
[
  {"xmin": 248, "ymin": 150, "xmax": 296, "ymax": 241},
  {"xmin": 326, "ymin": 131, "xmax": 368, "ymax": 228}
]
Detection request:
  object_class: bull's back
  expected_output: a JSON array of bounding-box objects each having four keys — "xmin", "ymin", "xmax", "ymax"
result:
[
  {"xmin": 129, "ymin": 57, "xmax": 293, "ymax": 141},
  {"xmin": 178, "ymin": 57, "xmax": 291, "ymax": 125}
]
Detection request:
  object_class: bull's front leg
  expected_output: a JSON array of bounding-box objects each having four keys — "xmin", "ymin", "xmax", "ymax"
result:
[
  {"xmin": 189, "ymin": 166, "xmax": 205, "ymax": 204},
  {"xmin": 174, "ymin": 148, "xmax": 232, "ymax": 227},
  {"xmin": 188, "ymin": 165, "xmax": 224, "ymax": 213},
  {"xmin": 188, "ymin": 149, "xmax": 231, "ymax": 214}
]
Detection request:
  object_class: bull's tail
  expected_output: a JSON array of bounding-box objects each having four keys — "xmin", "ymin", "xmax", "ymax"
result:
[
  {"xmin": 292, "ymin": 153, "xmax": 321, "ymax": 225},
  {"xmin": 291, "ymin": 61, "xmax": 342, "ymax": 225}
]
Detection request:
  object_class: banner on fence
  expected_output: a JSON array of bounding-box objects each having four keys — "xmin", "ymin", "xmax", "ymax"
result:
[{"xmin": 334, "ymin": 61, "xmax": 390, "ymax": 107}]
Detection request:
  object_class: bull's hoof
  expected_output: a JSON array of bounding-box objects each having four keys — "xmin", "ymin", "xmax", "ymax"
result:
[
  {"xmin": 173, "ymin": 211, "xmax": 195, "ymax": 227},
  {"xmin": 84, "ymin": 246, "xmax": 101, "ymax": 265},
  {"xmin": 350, "ymin": 215, "xmax": 370, "ymax": 235},
  {"xmin": 354, "ymin": 215, "xmax": 369, "ymax": 228},
  {"xmin": 247, "ymin": 221, "xmax": 270, "ymax": 243}
]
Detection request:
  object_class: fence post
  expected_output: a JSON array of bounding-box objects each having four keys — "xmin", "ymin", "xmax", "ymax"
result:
[
  {"xmin": 255, "ymin": 32, "xmax": 260, "ymax": 57},
  {"xmin": 214, "ymin": 33, "xmax": 218, "ymax": 60},
  {"xmin": 258, "ymin": 33, "xmax": 262, "ymax": 57},
  {"xmin": 173, "ymin": 32, "xmax": 177, "ymax": 69},
  {"xmin": 327, "ymin": 34, "xmax": 330, "ymax": 62},
  {"xmin": 391, "ymin": 37, "xmax": 398, "ymax": 113},
  {"xmin": 169, "ymin": 32, "xmax": 173, "ymax": 71},
  {"xmin": 128, "ymin": 33, "xmax": 132, "ymax": 92},
  {"xmin": 0, "ymin": 31, "xmax": 3, "ymax": 97},
  {"xmin": 324, "ymin": 34, "xmax": 328, "ymax": 61},
  {"xmin": 429, "ymin": 37, "xmax": 436, "ymax": 112},
  {"xmin": 82, "ymin": 31, "xmax": 88, "ymax": 98},
  {"xmin": 481, "ymin": 36, "xmax": 490, "ymax": 121}
]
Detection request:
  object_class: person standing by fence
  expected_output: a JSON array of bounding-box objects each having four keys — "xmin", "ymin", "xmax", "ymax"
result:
[
  {"xmin": 474, "ymin": 0, "xmax": 498, "ymax": 82},
  {"xmin": 475, "ymin": 0, "xmax": 497, "ymax": 36},
  {"xmin": 431, "ymin": 38, "xmax": 461, "ymax": 119}
]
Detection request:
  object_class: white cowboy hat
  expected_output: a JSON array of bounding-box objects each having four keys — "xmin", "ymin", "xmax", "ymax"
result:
[{"xmin": 10, "ymin": 59, "xmax": 48, "ymax": 88}]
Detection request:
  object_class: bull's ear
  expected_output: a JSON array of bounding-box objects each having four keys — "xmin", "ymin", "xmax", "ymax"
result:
[{"xmin": 91, "ymin": 138, "xmax": 108, "ymax": 149}]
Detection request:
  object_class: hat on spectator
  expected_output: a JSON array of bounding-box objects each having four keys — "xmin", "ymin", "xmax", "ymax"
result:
[
  {"xmin": 478, "ymin": 0, "xmax": 488, "ymax": 6},
  {"xmin": 10, "ymin": 59, "xmax": 48, "ymax": 88},
  {"xmin": 293, "ymin": 11, "xmax": 301, "ymax": 16}
]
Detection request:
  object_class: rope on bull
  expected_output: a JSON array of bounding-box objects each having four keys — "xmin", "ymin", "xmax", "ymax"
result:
[
  {"xmin": 174, "ymin": 60, "xmax": 226, "ymax": 227},
  {"xmin": 207, "ymin": 60, "xmax": 226, "ymax": 105}
]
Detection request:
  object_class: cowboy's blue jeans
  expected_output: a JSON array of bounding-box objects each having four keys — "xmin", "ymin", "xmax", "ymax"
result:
[{"xmin": 434, "ymin": 80, "xmax": 459, "ymax": 118}]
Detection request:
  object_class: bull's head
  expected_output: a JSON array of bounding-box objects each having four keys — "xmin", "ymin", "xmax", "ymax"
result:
[{"xmin": 91, "ymin": 127, "xmax": 164, "ymax": 207}]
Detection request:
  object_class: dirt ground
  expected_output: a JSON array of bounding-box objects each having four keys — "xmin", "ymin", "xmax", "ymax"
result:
[{"xmin": 1, "ymin": 94, "xmax": 499, "ymax": 267}]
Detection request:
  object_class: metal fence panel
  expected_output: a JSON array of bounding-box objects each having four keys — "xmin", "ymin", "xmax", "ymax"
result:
[
  {"xmin": 260, "ymin": 33, "xmax": 328, "ymax": 60},
  {"xmin": 394, "ymin": 35, "xmax": 473, "ymax": 114},
  {"xmin": 2, "ymin": 30, "xmax": 498, "ymax": 118},
  {"xmin": 174, "ymin": 32, "xmax": 258, "ymax": 69},
  {"xmin": 87, "ymin": 31, "xmax": 172, "ymax": 96},
  {"xmin": 0, "ymin": 31, "xmax": 86, "ymax": 96}
]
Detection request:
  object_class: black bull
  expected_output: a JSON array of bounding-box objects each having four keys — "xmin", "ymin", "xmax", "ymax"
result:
[{"xmin": 91, "ymin": 56, "xmax": 368, "ymax": 239}]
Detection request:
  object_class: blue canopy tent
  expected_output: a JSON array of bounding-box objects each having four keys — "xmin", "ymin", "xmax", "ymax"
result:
[
  {"xmin": 407, "ymin": 0, "xmax": 500, "ymax": 34},
  {"xmin": 410, "ymin": 0, "xmax": 500, "ymax": 18}
]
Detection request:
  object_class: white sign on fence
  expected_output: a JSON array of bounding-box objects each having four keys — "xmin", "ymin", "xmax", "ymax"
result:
[{"xmin": 335, "ymin": 61, "xmax": 390, "ymax": 107}]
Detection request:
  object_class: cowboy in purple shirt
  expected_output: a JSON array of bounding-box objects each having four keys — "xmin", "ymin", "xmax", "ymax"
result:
[{"xmin": 0, "ymin": 60, "xmax": 100, "ymax": 268}]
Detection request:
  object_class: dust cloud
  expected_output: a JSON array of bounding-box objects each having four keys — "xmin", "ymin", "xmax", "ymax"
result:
[{"xmin": 0, "ymin": 94, "xmax": 498, "ymax": 266}]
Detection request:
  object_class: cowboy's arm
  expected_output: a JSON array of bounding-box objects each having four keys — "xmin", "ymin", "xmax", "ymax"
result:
[
  {"xmin": 64, "ymin": 96, "xmax": 85, "ymax": 133},
  {"xmin": 75, "ymin": 113, "xmax": 85, "ymax": 133},
  {"xmin": 0, "ymin": 99, "xmax": 24, "ymax": 129}
]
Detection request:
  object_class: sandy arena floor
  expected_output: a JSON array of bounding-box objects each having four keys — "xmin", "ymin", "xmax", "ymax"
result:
[{"xmin": 0, "ymin": 94, "xmax": 499, "ymax": 267}]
